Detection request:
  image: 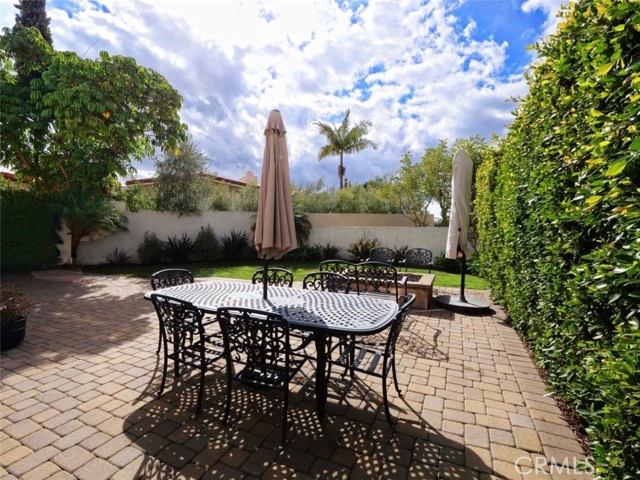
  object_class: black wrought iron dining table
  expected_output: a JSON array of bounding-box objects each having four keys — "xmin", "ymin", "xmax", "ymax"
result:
[{"xmin": 144, "ymin": 279, "xmax": 399, "ymax": 418}]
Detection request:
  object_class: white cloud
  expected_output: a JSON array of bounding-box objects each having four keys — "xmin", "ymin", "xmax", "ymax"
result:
[
  {"xmin": 521, "ymin": 0, "xmax": 568, "ymax": 38},
  {"xmin": 1, "ymin": 0, "xmax": 559, "ymax": 188}
]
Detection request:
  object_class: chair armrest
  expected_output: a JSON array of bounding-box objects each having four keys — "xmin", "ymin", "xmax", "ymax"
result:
[{"xmin": 398, "ymin": 275, "xmax": 408, "ymax": 297}]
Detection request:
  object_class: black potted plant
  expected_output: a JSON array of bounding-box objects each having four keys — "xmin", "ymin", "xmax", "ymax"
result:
[{"xmin": 1, "ymin": 284, "xmax": 32, "ymax": 351}]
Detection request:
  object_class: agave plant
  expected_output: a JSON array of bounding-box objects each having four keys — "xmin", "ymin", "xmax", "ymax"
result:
[
  {"xmin": 105, "ymin": 248, "xmax": 133, "ymax": 265},
  {"xmin": 162, "ymin": 232, "xmax": 195, "ymax": 263},
  {"xmin": 220, "ymin": 230, "xmax": 251, "ymax": 260},
  {"xmin": 347, "ymin": 234, "xmax": 380, "ymax": 262},
  {"xmin": 315, "ymin": 242, "xmax": 343, "ymax": 260}
]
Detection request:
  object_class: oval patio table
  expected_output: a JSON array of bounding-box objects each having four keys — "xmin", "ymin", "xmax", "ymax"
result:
[{"xmin": 144, "ymin": 279, "xmax": 398, "ymax": 419}]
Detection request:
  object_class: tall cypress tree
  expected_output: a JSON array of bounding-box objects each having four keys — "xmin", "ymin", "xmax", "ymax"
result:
[{"xmin": 14, "ymin": 0, "xmax": 53, "ymax": 46}]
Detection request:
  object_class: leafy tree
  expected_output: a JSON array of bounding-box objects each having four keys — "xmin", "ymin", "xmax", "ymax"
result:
[
  {"xmin": 291, "ymin": 178, "xmax": 399, "ymax": 214},
  {"xmin": 154, "ymin": 136, "xmax": 211, "ymax": 215},
  {"xmin": 236, "ymin": 185, "xmax": 259, "ymax": 212},
  {"xmin": 113, "ymin": 184, "xmax": 155, "ymax": 212},
  {"xmin": 314, "ymin": 109, "xmax": 378, "ymax": 189},
  {"xmin": 60, "ymin": 189, "xmax": 128, "ymax": 265},
  {"xmin": 14, "ymin": 0, "xmax": 52, "ymax": 46},
  {"xmin": 419, "ymin": 140, "xmax": 452, "ymax": 225},
  {"xmin": 0, "ymin": 26, "xmax": 186, "ymax": 193},
  {"xmin": 383, "ymin": 152, "xmax": 432, "ymax": 226}
]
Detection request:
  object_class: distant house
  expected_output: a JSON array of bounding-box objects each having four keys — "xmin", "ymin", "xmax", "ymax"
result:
[
  {"xmin": 125, "ymin": 171, "xmax": 256, "ymax": 193},
  {"xmin": 125, "ymin": 171, "xmax": 259, "ymax": 210},
  {"xmin": 0, "ymin": 171, "xmax": 30, "ymax": 189}
]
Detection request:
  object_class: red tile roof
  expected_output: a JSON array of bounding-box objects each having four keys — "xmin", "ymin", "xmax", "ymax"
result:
[{"xmin": 125, "ymin": 173, "xmax": 248, "ymax": 188}]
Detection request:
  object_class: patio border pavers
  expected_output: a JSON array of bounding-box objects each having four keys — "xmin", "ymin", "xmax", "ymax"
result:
[{"xmin": 0, "ymin": 272, "xmax": 593, "ymax": 479}]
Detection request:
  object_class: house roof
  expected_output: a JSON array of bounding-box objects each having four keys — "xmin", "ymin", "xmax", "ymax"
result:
[{"xmin": 125, "ymin": 173, "xmax": 249, "ymax": 188}]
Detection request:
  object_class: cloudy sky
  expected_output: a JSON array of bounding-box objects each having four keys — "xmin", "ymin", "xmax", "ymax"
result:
[{"xmin": 1, "ymin": 0, "xmax": 566, "ymax": 188}]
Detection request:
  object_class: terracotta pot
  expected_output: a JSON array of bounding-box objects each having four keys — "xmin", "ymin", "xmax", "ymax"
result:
[{"xmin": 1, "ymin": 315, "xmax": 26, "ymax": 351}]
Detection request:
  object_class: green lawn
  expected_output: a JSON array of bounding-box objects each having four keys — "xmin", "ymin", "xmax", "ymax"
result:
[{"xmin": 81, "ymin": 260, "xmax": 489, "ymax": 290}]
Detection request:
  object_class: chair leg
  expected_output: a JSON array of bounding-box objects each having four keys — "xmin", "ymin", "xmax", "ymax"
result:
[
  {"xmin": 382, "ymin": 372, "xmax": 393, "ymax": 424},
  {"xmin": 348, "ymin": 334, "xmax": 356, "ymax": 378},
  {"xmin": 282, "ymin": 381, "xmax": 289, "ymax": 442},
  {"xmin": 391, "ymin": 353, "xmax": 402, "ymax": 395},
  {"xmin": 223, "ymin": 369, "xmax": 232, "ymax": 425},
  {"xmin": 196, "ymin": 348, "xmax": 207, "ymax": 414},
  {"xmin": 156, "ymin": 326, "xmax": 162, "ymax": 354},
  {"xmin": 159, "ymin": 342, "xmax": 168, "ymax": 396}
]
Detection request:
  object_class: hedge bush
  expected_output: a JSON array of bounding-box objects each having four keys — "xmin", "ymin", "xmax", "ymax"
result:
[
  {"xmin": 0, "ymin": 189, "xmax": 61, "ymax": 272},
  {"xmin": 475, "ymin": 2, "xmax": 639, "ymax": 478}
]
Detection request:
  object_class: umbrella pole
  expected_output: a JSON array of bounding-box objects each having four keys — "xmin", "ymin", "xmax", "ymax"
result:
[
  {"xmin": 459, "ymin": 253, "xmax": 467, "ymax": 303},
  {"xmin": 263, "ymin": 258, "xmax": 268, "ymax": 300},
  {"xmin": 457, "ymin": 227, "xmax": 467, "ymax": 303}
]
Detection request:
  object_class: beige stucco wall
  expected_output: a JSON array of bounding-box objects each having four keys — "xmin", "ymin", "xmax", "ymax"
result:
[
  {"xmin": 62, "ymin": 205, "xmax": 446, "ymax": 265},
  {"xmin": 308, "ymin": 226, "xmax": 447, "ymax": 260},
  {"xmin": 308, "ymin": 213, "xmax": 426, "ymax": 227}
]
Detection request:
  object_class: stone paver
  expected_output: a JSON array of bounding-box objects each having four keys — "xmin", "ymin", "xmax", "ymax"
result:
[{"xmin": 0, "ymin": 273, "xmax": 592, "ymax": 479}]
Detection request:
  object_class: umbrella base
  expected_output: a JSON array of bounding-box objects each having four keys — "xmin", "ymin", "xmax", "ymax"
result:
[{"xmin": 435, "ymin": 295, "xmax": 491, "ymax": 315}]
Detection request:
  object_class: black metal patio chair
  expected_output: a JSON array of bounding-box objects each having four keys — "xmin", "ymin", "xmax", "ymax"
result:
[
  {"xmin": 217, "ymin": 307, "xmax": 307, "ymax": 441},
  {"xmin": 367, "ymin": 246, "xmax": 396, "ymax": 265},
  {"xmin": 251, "ymin": 267, "xmax": 294, "ymax": 287},
  {"xmin": 403, "ymin": 248, "xmax": 434, "ymax": 273},
  {"xmin": 318, "ymin": 259, "xmax": 357, "ymax": 276},
  {"xmin": 302, "ymin": 271, "xmax": 351, "ymax": 294},
  {"xmin": 151, "ymin": 269, "xmax": 195, "ymax": 354},
  {"xmin": 353, "ymin": 261, "xmax": 408, "ymax": 302},
  {"xmin": 149, "ymin": 294, "xmax": 225, "ymax": 414},
  {"xmin": 329, "ymin": 293, "xmax": 416, "ymax": 424}
]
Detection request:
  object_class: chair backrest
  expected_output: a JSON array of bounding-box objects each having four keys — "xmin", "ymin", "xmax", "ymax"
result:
[
  {"xmin": 386, "ymin": 293, "xmax": 416, "ymax": 355},
  {"xmin": 368, "ymin": 247, "xmax": 396, "ymax": 265},
  {"xmin": 354, "ymin": 261, "xmax": 402, "ymax": 300},
  {"xmin": 217, "ymin": 307, "xmax": 290, "ymax": 386},
  {"xmin": 302, "ymin": 271, "xmax": 351, "ymax": 294},
  {"xmin": 404, "ymin": 248, "xmax": 433, "ymax": 269},
  {"xmin": 251, "ymin": 268, "xmax": 294, "ymax": 287},
  {"xmin": 150, "ymin": 294, "xmax": 204, "ymax": 348},
  {"xmin": 318, "ymin": 260, "xmax": 356, "ymax": 276},
  {"xmin": 151, "ymin": 269, "xmax": 194, "ymax": 290}
]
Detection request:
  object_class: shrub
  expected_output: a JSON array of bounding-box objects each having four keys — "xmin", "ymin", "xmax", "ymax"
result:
[
  {"xmin": 347, "ymin": 234, "xmax": 380, "ymax": 261},
  {"xmin": 236, "ymin": 186, "xmax": 259, "ymax": 212},
  {"xmin": 284, "ymin": 245, "xmax": 319, "ymax": 261},
  {"xmin": 1, "ymin": 284, "xmax": 32, "ymax": 326},
  {"xmin": 193, "ymin": 225, "xmax": 221, "ymax": 261},
  {"xmin": 315, "ymin": 242, "xmax": 342, "ymax": 260},
  {"xmin": 105, "ymin": 248, "xmax": 132, "ymax": 265},
  {"xmin": 208, "ymin": 185, "xmax": 233, "ymax": 211},
  {"xmin": 0, "ymin": 189, "xmax": 60, "ymax": 271},
  {"xmin": 293, "ymin": 210, "xmax": 312, "ymax": 246},
  {"xmin": 137, "ymin": 231, "xmax": 164, "ymax": 265},
  {"xmin": 220, "ymin": 230, "xmax": 252, "ymax": 260},
  {"xmin": 432, "ymin": 253, "xmax": 460, "ymax": 273},
  {"xmin": 475, "ymin": 2, "xmax": 640, "ymax": 476},
  {"xmin": 393, "ymin": 245, "xmax": 408, "ymax": 264},
  {"xmin": 163, "ymin": 232, "xmax": 195, "ymax": 263}
]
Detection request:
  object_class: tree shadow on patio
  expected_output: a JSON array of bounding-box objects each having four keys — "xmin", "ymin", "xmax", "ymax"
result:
[{"xmin": 0, "ymin": 273, "xmax": 162, "ymax": 365}]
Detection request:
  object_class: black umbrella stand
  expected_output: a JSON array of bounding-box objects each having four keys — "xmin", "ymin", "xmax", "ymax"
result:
[{"xmin": 435, "ymin": 231, "xmax": 491, "ymax": 315}]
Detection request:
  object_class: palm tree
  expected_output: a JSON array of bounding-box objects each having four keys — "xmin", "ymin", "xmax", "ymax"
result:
[
  {"xmin": 314, "ymin": 109, "xmax": 378, "ymax": 189},
  {"xmin": 60, "ymin": 188, "xmax": 128, "ymax": 264}
]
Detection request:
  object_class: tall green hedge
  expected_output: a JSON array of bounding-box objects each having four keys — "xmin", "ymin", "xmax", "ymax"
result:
[
  {"xmin": 1, "ymin": 189, "xmax": 61, "ymax": 271},
  {"xmin": 475, "ymin": 1, "xmax": 639, "ymax": 478}
]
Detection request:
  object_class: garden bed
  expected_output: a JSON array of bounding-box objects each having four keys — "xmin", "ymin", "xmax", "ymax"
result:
[{"xmin": 404, "ymin": 272, "xmax": 435, "ymax": 310}]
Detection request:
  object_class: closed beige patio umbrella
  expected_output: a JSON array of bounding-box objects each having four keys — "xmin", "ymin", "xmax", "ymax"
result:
[
  {"xmin": 254, "ymin": 109, "xmax": 297, "ymax": 299},
  {"xmin": 435, "ymin": 149, "xmax": 490, "ymax": 314}
]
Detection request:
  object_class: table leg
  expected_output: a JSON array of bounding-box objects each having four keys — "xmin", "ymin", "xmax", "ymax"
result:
[{"xmin": 314, "ymin": 332, "xmax": 328, "ymax": 419}]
